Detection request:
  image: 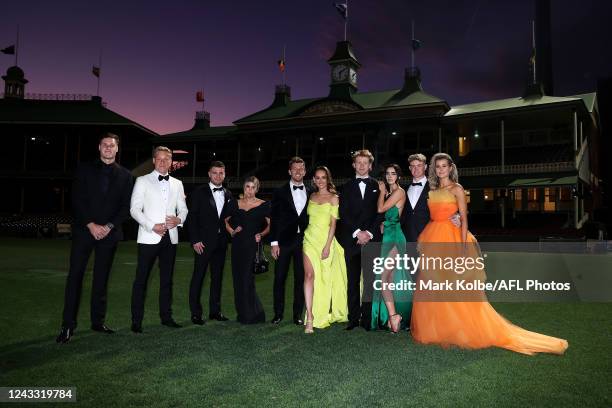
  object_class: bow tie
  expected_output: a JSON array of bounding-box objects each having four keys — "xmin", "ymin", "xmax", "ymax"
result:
[
  {"xmin": 292, "ymin": 185, "xmax": 304, "ymax": 190},
  {"xmin": 411, "ymin": 182, "xmax": 423, "ymax": 187},
  {"xmin": 212, "ymin": 187, "xmax": 223, "ymax": 192},
  {"xmin": 158, "ymin": 175, "xmax": 169, "ymax": 181},
  {"xmin": 356, "ymin": 178, "xmax": 367, "ymax": 184}
]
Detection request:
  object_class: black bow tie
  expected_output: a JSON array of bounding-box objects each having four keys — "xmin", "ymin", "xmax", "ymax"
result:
[
  {"xmin": 212, "ymin": 187, "xmax": 223, "ymax": 192},
  {"xmin": 411, "ymin": 182, "xmax": 423, "ymax": 187},
  {"xmin": 293, "ymin": 185, "xmax": 304, "ymax": 190},
  {"xmin": 356, "ymin": 178, "xmax": 367, "ymax": 184},
  {"xmin": 158, "ymin": 175, "xmax": 169, "ymax": 181}
]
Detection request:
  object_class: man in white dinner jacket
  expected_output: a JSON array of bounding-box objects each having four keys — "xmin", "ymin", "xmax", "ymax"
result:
[{"xmin": 129, "ymin": 146, "xmax": 188, "ymax": 333}]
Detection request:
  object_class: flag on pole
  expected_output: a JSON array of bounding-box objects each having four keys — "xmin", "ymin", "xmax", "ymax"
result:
[
  {"xmin": 411, "ymin": 39, "xmax": 423, "ymax": 51},
  {"xmin": 92, "ymin": 66, "xmax": 100, "ymax": 78},
  {"xmin": 334, "ymin": 3, "xmax": 347, "ymax": 20},
  {"xmin": 277, "ymin": 59, "xmax": 285, "ymax": 73},
  {"xmin": 1, "ymin": 45, "xmax": 15, "ymax": 55},
  {"xmin": 196, "ymin": 91, "xmax": 204, "ymax": 102}
]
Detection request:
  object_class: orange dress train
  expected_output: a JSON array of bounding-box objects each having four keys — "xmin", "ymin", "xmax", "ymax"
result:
[{"xmin": 410, "ymin": 188, "xmax": 568, "ymax": 355}]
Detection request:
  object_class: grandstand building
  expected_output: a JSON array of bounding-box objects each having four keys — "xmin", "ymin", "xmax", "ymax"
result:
[
  {"xmin": 0, "ymin": 65, "xmax": 157, "ymax": 216},
  {"xmin": 156, "ymin": 40, "xmax": 602, "ymax": 238}
]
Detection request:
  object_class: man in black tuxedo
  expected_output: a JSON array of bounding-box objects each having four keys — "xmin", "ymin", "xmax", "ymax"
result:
[
  {"xmin": 401, "ymin": 153, "xmax": 430, "ymax": 242},
  {"xmin": 269, "ymin": 157, "xmax": 311, "ymax": 325},
  {"xmin": 188, "ymin": 161, "xmax": 234, "ymax": 324},
  {"xmin": 401, "ymin": 153, "xmax": 460, "ymax": 242},
  {"xmin": 56, "ymin": 133, "xmax": 133, "ymax": 343},
  {"xmin": 338, "ymin": 149, "xmax": 383, "ymax": 331}
]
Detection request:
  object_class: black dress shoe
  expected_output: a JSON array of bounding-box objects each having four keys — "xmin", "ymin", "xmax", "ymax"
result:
[
  {"xmin": 208, "ymin": 313, "xmax": 229, "ymax": 321},
  {"xmin": 161, "ymin": 319, "xmax": 182, "ymax": 328},
  {"xmin": 131, "ymin": 323, "xmax": 143, "ymax": 333},
  {"xmin": 360, "ymin": 320, "xmax": 372, "ymax": 331},
  {"xmin": 56, "ymin": 327, "xmax": 73, "ymax": 343},
  {"xmin": 345, "ymin": 321, "xmax": 360, "ymax": 331},
  {"xmin": 91, "ymin": 324, "xmax": 115, "ymax": 334},
  {"xmin": 271, "ymin": 315, "xmax": 283, "ymax": 324},
  {"xmin": 191, "ymin": 316, "xmax": 204, "ymax": 326},
  {"xmin": 191, "ymin": 316, "xmax": 205, "ymax": 325},
  {"xmin": 293, "ymin": 317, "xmax": 304, "ymax": 326}
]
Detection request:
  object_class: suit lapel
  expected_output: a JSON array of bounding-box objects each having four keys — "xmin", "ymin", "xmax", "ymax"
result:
[
  {"xmin": 286, "ymin": 183, "xmax": 299, "ymax": 216},
  {"xmin": 205, "ymin": 186, "xmax": 218, "ymax": 218},
  {"xmin": 415, "ymin": 182, "xmax": 430, "ymax": 208}
]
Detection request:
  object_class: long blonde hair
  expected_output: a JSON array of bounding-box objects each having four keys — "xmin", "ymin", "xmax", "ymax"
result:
[{"xmin": 428, "ymin": 153, "xmax": 459, "ymax": 189}]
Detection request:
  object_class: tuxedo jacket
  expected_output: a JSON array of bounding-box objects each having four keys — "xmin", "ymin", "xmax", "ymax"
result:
[
  {"xmin": 130, "ymin": 172, "xmax": 188, "ymax": 244},
  {"xmin": 338, "ymin": 177, "xmax": 383, "ymax": 256},
  {"xmin": 269, "ymin": 182, "xmax": 312, "ymax": 247},
  {"xmin": 71, "ymin": 159, "xmax": 133, "ymax": 241},
  {"xmin": 400, "ymin": 181, "xmax": 430, "ymax": 242},
  {"xmin": 187, "ymin": 184, "xmax": 234, "ymax": 249}
]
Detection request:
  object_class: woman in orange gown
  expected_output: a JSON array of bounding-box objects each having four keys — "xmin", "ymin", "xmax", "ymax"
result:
[{"xmin": 410, "ymin": 153, "xmax": 568, "ymax": 355}]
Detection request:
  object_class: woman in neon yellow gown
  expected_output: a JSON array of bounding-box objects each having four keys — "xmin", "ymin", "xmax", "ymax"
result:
[
  {"xmin": 303, "ymin": 166, "xmax": 348, "ymax": 333},
  {"xmin": 411, "ymin": 153, "xmax": 568, "ymax": 355}
]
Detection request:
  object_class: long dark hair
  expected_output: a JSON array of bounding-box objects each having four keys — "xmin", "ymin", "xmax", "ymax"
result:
[
  {"xmin": 383, "ymin": 163, "xmax": 402, "ymax": 199},
  {"xmin": 313, "ymin": 166, "xmax": 337, "ymax": 194}
]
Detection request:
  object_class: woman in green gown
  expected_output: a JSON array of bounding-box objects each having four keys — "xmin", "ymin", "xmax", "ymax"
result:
[
  {"xmin": 303, "ymin": 166, "xmax": 348, "ymax": 333},
  {"xmin": 371, "ymin": 164, "xmax": 413, "ymax": 332}
]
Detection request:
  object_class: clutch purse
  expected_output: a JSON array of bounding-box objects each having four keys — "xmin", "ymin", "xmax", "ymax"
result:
[{"xmin": 253, "ymin": 241, "xmax": 269, "ymax": 275}]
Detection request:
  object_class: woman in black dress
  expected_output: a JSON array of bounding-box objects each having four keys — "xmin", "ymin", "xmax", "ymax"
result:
[{"xmin": 224, "ymin": 176, "xmax": 270, "ymax": 324}]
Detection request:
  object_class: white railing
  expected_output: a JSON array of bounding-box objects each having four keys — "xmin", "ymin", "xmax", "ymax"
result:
[
  {"xmin": 3, "ymin": 93, "xmax": 94, "ymax": 101},
  {"xmin": 460, "ymin": 162, "xmax": 575, "ymax": 176}
]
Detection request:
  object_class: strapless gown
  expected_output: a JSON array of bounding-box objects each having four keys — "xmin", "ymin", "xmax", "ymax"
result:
[{"xmin": 411, "ymin": 188, "xmax": 568, "ymax": 355}]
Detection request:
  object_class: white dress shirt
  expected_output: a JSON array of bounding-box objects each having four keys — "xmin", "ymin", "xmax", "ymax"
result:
[
  {"xmin": 352, "ymin": 175, "xmax": 373, "ymax": 239},
  {"xmin": 407, "ymin": 176, "xmax": 427, "ymax": 209},
  {"xmin": 290, "ymin": 181, "xmax": 307, "ymax": 216},
  {"xmin": 271, "ymin": 181, "xmax": 307, "ymax": 247},
  {"xmin": 209, "ymin": 182, "xmax": 224, "ymax": 217},
  {"xmin": 356, "ymin": 176, "xmax": 367, "ymax": 198},
  {"xmin": 153, "ymin": 170, "xmax": 170, "ymax": 212}
]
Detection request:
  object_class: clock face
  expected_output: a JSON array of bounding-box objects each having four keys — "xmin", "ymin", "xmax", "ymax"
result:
[
  {"xmin": 349, "ymin": 68, "xmax": 357, "ymax": 83},
  {"xmin": 332, "ymin": 64, "xmax": 349, "ymax": 81}
]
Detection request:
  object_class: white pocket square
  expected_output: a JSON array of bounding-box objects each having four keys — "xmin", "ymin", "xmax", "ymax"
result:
[{"xmin": 373, "ymin": 189, "xmax": 378, "ymax": 192}]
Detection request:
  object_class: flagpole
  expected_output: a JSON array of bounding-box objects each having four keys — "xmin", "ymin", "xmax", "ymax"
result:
[
  {"xmin": 411, "ymin": 20, "xmax": 415, "ymax": 69},
  {"xmin": 15, "ymin": 25, "xmax": 19, "ymax": 66},
  {"xmin": 344, "ymin": 0, "xmax": 348, "ymax": 41},
  {"xmin": 97, "ymin": 49, "xmax": 102, "ymax": 96},
  {"xmin": 531, "ymin": 20, "xmax": 536, "ymax": 84},
  {"xmin": 282, "ymin": 45, "xmax": 286, "ymax": 85}
]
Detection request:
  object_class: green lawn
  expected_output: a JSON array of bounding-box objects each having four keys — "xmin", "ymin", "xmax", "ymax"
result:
[{"xmin": 0, "ymin": 238, "xmax": 610, "ymax": 407}]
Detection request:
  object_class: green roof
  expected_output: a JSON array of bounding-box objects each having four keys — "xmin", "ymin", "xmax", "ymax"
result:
[
  {"xmin": 0, "ymin": 98, "xmax": 157, "ymax": 135},
  {"xmin": 234, "ymin": 89, "xmax": 447, "ymax": 124},
  {"xmin": 571, "ymin": 92, "xmax": 597, "ymax": 113},
  {"xmin": 508, "ymin": 176, "xmax": 578, "ymax": 187},
  {"xmin": 445, "ymin": 93, "xmax": 596, "ymax": 118}
]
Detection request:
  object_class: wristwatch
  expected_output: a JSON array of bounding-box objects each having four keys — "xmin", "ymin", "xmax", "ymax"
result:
[{"xmin": 105, "ymin": 223, "xmax": 114, "ymax": 230}]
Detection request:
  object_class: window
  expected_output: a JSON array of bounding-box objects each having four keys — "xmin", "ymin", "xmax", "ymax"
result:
[
  {"xmin": 544, "ymin": 187, "xmax": 556, "ymax": 212},
  {"xmin": 465, "ymin": 190, "xmax": 471, "ymax": 204},
  {"xmin": 527, "ymin": 188, "xmax": 540, "ymax": 211},
  {"xmin": 514, "ymin": 189, "xmax": 523, "ymax": 210},
  {"xmin": 483, "ymin": 188, "xmax": 494, "ymax": 201}
]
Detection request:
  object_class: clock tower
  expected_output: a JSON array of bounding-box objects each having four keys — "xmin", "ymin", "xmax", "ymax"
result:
[{"xmin": 327, "ymin": 41, "xmax": 360, "ymax": 100}]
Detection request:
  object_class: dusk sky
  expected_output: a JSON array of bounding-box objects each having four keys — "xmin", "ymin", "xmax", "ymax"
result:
[{"xmin": 1, "ymin": 1, "xmax": 610, "ymax": 135}]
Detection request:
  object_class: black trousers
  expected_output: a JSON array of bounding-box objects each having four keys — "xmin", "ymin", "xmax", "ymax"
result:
[
  {"xmin": 61, "ymin": 231, "xmax": 118, "ymax": 329},
  {"xmin": 272, "ymin": 237, "xmax": 305, "ymax": 318},
  {"xmin": 131, "ymin": 233, "xmax": 177, "ymax": 324},
  {"xmin": 189, "ymin": 239, "xmax": 227, "ymax": 317},
  {"xmin": 345, "ymin": 249, "xmax": 375, "ymax": 324}
]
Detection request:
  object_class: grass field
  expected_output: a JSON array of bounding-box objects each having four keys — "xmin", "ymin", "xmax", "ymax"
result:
[{"xmin": 0, "ymin": 238, "xmax": 610, "ymax": 407}]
